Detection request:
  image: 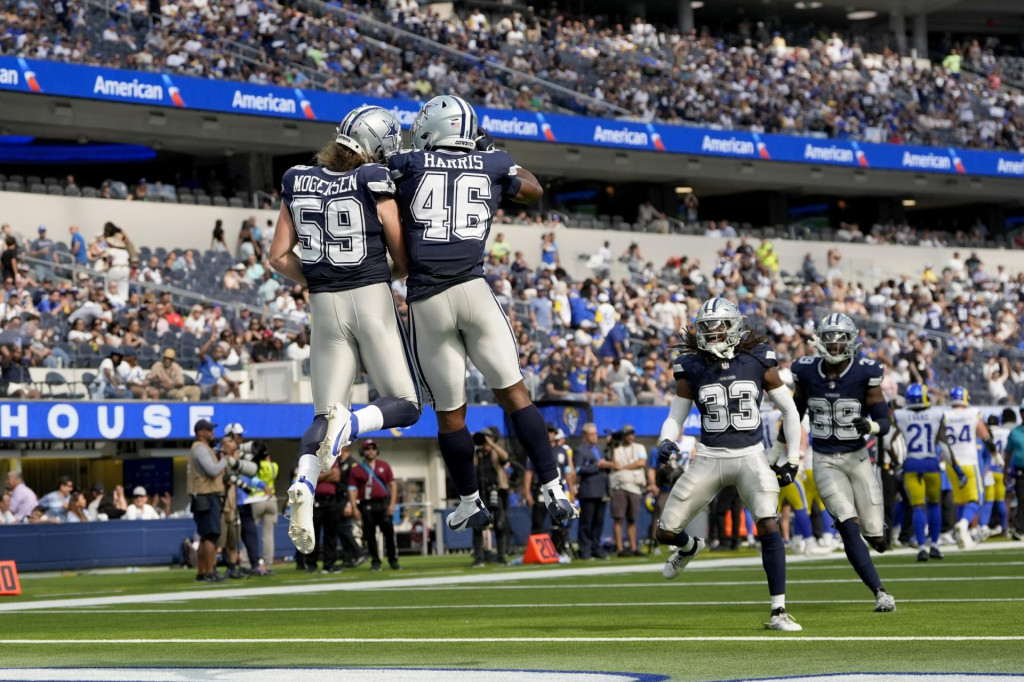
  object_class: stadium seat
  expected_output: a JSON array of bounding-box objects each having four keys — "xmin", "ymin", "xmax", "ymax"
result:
[
  {"xmin": 25, "ymin": 175, "xmax": 41, "ymax": 185},
  {"xmin": 43, "ymin": 176, "xmax": 60, "ymax": 186},
  {"xmin": 4, "ymin": 181, "xmax": 23, "ymax": 193},
  {"xmin": 178, "ymin": 194, "xmax": 196, "ymax": 204},
  {"xmin": 81, "ymin": 186, "xmax": 99, "ymax": 198},
  {"xmin": 64, "ymin": 186, "xmax": 82, "ymax": 197},
  {"xmin": 212, "ymin": 196, "xmax": 228, "ymax": 206},
  {"xmin": 44, "ymin": 371, "xmax": 84, "ymax": 399},
  {"xmin": 8, "ymin": 174, "xmax": 24, "ymax": 184},
  {"xmin": 195, "ymin": 195, "xmax": 212, "ymax": 206},
  {"xmin": 228, "ymin": 197, "xmax": 245, "ymax": 208},
  {"xmin": 29, "ymin": 183, "xmax": 47, "ymax": 194},
  {"xmin": 47, "ymin": 185, "xmax": 64, "ymax": 195}
]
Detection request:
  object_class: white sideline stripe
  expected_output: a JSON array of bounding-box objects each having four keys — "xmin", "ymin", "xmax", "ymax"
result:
[
  {"xmin": 2, "ymin": 544, "xmax": 1020, "ymax": 613},
  {"xmin": 0, "ymin": 669, "xmax": 652, "ymax": 682},
  {"xmin": 26, "ymin": 597, "xmax": 1024, "ymax": 614},
  {"xmin": 2, "ymin": 636, "xmax": 1024, "ymax": 644}
]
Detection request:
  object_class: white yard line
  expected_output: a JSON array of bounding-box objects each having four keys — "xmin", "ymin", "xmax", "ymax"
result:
[
  {"xmin": 2, "ymin": 636, "xmax": 1024, "ymax": 644},
  {"xmin": 2, "ymin": 544, "xmax": 1020, "ymax": 613},
  {"xmin": 19, "ymin": 597, "xmax": 1024, "ymax": 614}
]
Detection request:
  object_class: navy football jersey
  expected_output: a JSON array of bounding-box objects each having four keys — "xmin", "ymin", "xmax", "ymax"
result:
[
  {"xmin": 672, "ymin": 343, "xmax": 778, "ymax": 449},
  {"xmin": 388, "ymin": 149, "xmax": 521, "ymax": 303},
  {"xmin": 791, "ymin": 356, "xmax": 883, "ymax": 453},
  {"xmin": 281, "ymin": 162, "xmax": 395, "ymax": 293}
]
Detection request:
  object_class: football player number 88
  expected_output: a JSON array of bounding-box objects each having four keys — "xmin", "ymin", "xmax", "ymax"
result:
[
  {"xmin": 292, "ymin": 196, "xmax": 367, "ymax": 266},
  {"xmin": 699, "ymin": 381, "xmax": 760, "ymax": 432},
  {"xmin": 806, "ymin": 398, "xmax": 861, "ymax": 440}
]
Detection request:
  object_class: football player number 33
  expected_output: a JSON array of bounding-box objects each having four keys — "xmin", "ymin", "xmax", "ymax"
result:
[
  {"xmin": 699, "ymin": 381, "xmax": 760, "ymax": 432},
  {"xmin": 292, "ymin": 196, "xmax": 367, "ymax": 266}
]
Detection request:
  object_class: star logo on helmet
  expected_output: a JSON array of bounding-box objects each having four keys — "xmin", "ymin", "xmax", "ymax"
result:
[{"xmin": 384, "ymin": 120, "xmax": 398, "ymax": 137}]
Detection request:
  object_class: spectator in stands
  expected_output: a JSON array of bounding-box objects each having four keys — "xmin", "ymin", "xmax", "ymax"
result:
[
  {"xmin": 1, "ymin": 237, "xmax": 18, "ymax": 284},
  {"xmin": 256, "ymin": 268, "xmax": 279, "ymax": 303},
  {"xmin": 120, "ymin": 347, "xmax": 159, "ymax": 399},
  {"xmin": 4, "ymin": 470, "xmax": 38, "ymax": 523},
  {"xmin": 27, "ymin": 505, "xmax": 60, "ymax": 524},
  {"xmin": 197, "ymin": 333, "xmax": 240, "ymax": 399},
  {"xmin": 147, "ymin": 348, "xmax": 200, "ymax": 401},
  {"xmin": 987, "ymin": 355, "xmax": 1011, "ymax": 404},
  {"xmin": 124, "ymin": 486, "xmax": 160, "ymax": 520},
  {"xmin": 211, "ymin": 219, "xmax": 229, "ymax": 253},
  {"xmin": 68, "ymin": 224, "xmax": 89, "ymax": 267},
  {"xmin": 286, "ymin": 331, "xmax": 310, "ymax": 363},
  {"xmin": 0, "ymin": 491, "xmax": 16, "ymax": 525},
  {"xmin": 237, "ymin": 224, "xmax": 263, "ymax": 261},
  {"xmin": 105, "ymin": 224, "xmax": 134, "ymax": 299},
  {"xmin": 29, "ymin": 225, "xmax": 58, "ymax": 282},
  {"xmin": 65, "ymin": 490, "xmax": 94, "ymax": 523},
  {"xmin": 90, "ymin": 348, "xmax": 131, "ymax": 399},
  {"xmin": 1, "ymin": 345, "xmax": 42, "ymax": 398},
  {"xmin": 250, "ymin": 329, "xmax": 282, "ymax": 363},
  {"xmin": 38, "ymin": 475, "xmax": 74, "ymax": 520}
]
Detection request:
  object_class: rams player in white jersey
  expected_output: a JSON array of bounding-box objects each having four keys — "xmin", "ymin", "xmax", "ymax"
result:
[
  {"xmin": 894, "ymin": 384, "xmax": 965, "ymax": 561},
  {"xmin": 943, "ymin": 387, "xmax": 996, "ymax": 548}
]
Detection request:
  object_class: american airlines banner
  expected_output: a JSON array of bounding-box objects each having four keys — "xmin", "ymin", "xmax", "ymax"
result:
[
  {"xmin": 0, "ymin": 401, "xmax": 701, "ymax": 441},
  {"xmin": 3, "ymin": 56, "xmax": 1023, "ymax": 178}
]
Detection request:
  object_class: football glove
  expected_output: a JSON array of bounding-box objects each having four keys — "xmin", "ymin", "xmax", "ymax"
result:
[
  {"xmin": 474, "ymin": 126, "xmax": 495, "ymax": 152},
  {"xmin": 657, "ymin": 439, "xmax": 680, "ymax": 460},
  {"xmin": 852, "ymin": 417, "xmax": 880, "ymax": 436},
  {"xmin": 771, "ymin": 462, "xmax": 799, "ymax": 487}
]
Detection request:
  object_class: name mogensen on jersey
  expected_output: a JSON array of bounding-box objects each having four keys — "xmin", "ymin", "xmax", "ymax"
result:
[{"xmin": 291, "ymin": 173, "xmax": 358, "ymax": 195}]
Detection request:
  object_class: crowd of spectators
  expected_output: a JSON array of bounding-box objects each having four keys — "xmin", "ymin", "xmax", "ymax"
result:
[
  {"xmin": 2, "ymin": 0, "xmax": 1022, "ymax": 151},
  {"xmin": 0, "ymin": 469, "xmax": 171, "ymax": 525},
  {"xmin": 3, "ymin": 209, "xmax": 1024, "ymax": 405},
  {"xmin": 0, "ymin": 216, "xmax": 312, "ymax": 399}
]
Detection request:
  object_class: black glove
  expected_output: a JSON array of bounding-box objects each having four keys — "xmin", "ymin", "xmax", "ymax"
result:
[
  {"xmin": 852, "ymin": 417, "xmax": 879, "ymax": 436},
  {"xmin": 657, "ymin": 439, "xmax": 680, "ymax": 461},
  {"xmin": 474, "ymin": 126, "xmax": 495, "ymax": 152},
  {"xmin": 772, "ymin": 462, "xmax": 799, "ymax": 487}
]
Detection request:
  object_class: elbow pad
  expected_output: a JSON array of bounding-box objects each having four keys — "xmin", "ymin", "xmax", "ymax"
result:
[
  {"xmin": 868, "ymin": 401, "xmax": 891, "ymax": 437},
  {"xmin": 660, "ymin": 395, "xmax": 693, "ymax": 443}
]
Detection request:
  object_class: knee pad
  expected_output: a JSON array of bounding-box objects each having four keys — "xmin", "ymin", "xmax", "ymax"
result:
[{"xmin": 300, "ymin": 414, "xmax": 329, "ymax": 455}]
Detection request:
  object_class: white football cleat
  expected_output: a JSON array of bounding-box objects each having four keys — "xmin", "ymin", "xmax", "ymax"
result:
[
  {"xmin": 874, "ymin": 589, "xmax": 896, "ymax": 612},
  {"xmin": 765, "ymin": 608, "xmax": 802, "ymax": 631},
  {"xmin": 317, "ymin": 402, "xmax": 353, "ymax": 472},
  {"xmin": 543, "ymin": 485, "xmax": 579, "ymax": 524},
  {"xmin": 955, "ymin": 518, "xmax": 975, "ymax": 549},
  {"xmin": 446, "ymin": 497, "xmax": 493, "ymax": 533},
  {"xmin": 663, "ymin": 538, "xmax": 706, "ymax": 579},
  {"xmin": 286, "ymin": 479, "xmax": 316, "ymax": 554}
]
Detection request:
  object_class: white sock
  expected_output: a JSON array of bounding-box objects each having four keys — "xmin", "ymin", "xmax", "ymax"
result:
[
  {"xmin": 680, "ymin": 537, "xmax": 695, "ymax": 553},
  {"xmin": 460, "ymin": 492, "xmax": 481, "ymax": 505},
  {"xmin": 351, "ymin": 405, "xmax": 383, "ymax": 437},
  {"xmin": 296, "ymin": 454, "xmax": 320, "ymax": 488},
  {"xmin": 771, "ymin": 594, "xmax": 786, "ymax": 610},
  {"xmin": 540, "ymin": 480, "xmax": 563, "ymax": 496}
]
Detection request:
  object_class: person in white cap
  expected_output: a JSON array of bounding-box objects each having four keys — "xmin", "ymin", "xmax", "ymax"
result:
[{"xmin": 124, "ymin": 486, "xmax": 160, "ymax": 520}]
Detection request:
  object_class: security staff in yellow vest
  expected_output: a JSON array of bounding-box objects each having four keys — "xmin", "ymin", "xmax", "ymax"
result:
[
  {"xmin": 188, "ymin": 419, "xmax": 235, "ymax": 583},
  {"xmin": 253, "ymin": 440, "xmax": 280, "ymax": 574}
]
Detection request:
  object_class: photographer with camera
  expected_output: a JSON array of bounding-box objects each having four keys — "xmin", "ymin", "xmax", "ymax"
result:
[
  {"xmin": 471, "ymin": 426, "xmax": 511, "ymax": 566},
  {"xmin": 524, "ymin": 426, "xmax": 576, "ymax": 562},
  {"xmin": 222, "ymin": 423, "xmax": 274, "ymax": 576},
  {"xmin": 609, "ymin": 425, "xmax": 647, "ymax": 557},
  {"xmin": 188, "ymin": 419, "xmax": 235, "ymax": 583},
  {"xmin": 575, "ymin": 422, "xmax": 615, "ymax": 560},
  {"xmin": 216, "ymin": 433, "xmax": 250, "ymax": 580}
]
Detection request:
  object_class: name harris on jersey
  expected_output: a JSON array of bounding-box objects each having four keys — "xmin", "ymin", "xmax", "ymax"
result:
[{"xmin": 421, "ymin": 153, "xmax": 486, "ymax": 170}]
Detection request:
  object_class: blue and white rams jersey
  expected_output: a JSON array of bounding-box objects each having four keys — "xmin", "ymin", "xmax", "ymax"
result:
[
  {"xmin": 943, "ymin": 407, "xmax": 982, "ymax": 467},
  {"xmin": 388, "ymin": 149, "xmax": 521, "ymax": 303},
  {"xmin": 282, "ymin": 163, "xmax": 396, "ymax": 294},
  {"xmin": 672, "ymin": 343, "xmax": 777, "ymax": 451},
  {"xmin": 791, "ymin": 356, "xmax": 883, "ymax": 454},
  {"xmin": 895, "ymin": 407, "xmax": 946, "ymax": 472},
  {"xmin": 991, "ymin": 425, "xmax": 1010, "ymax": 460}
]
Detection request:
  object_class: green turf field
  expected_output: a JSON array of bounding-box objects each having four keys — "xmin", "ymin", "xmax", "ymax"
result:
[{"xmin": 1, "ymin": 543, "xmax": 1022, "ymax": 681}]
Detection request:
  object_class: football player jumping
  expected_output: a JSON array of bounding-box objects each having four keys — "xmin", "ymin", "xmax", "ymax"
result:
[
  {"xmin": 656, "ymin": 297, "xmax": 804, "ymax": 632},
  {"xmin": 270, "ymin": 106, "xmax": 421, "ymax": 554},
  {"xmin": 784, "ymin": 314, "xmax": 896, "ymax": 612},
  {"xmin": 387, "ymin": 95, "xmax": 577, "ymax": 533}
]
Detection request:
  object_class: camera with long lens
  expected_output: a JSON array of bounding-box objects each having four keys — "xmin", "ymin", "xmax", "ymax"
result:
[
  {"xmin": 224, "ymin": 457, "xmax": 259, "ymax": 494},
  {"xmin": 236, "ymin": 440, "xmax": 268, "ymax": 461},
  {"xmin": 605, "ymin": 429, "xmax": 625, "ymax": 450}
]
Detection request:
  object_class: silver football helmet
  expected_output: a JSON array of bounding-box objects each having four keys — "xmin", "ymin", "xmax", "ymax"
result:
[
  {"xmin": 410, "ymin": 95, "xmax": 478, "ymax": 151},
  {"xmin": 335, "ymin": 105, "xmax": 402, "ymax": 162},
  {"xmin": 694, "ymin": 297, "xmax": 745, "ymax": 359},
  {"xmin": 813, "ymin": 313, "xmax": 859, "ymax": 364}
]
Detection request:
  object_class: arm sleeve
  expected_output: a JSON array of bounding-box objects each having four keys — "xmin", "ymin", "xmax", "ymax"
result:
[
  {"xmin": 194, "ymin": 445, "xmax": 229, "ymax": 477},
  {"xmin": 868, "ymin": 401, "xmax": 891, "ymax": 436},
  {"xmin": 659, "ymin": 395, "xmax": 693, "ymax": 443},
  {"xmin": 767, "ymin": 385, "xmax": 802, "ymax": 466}
]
